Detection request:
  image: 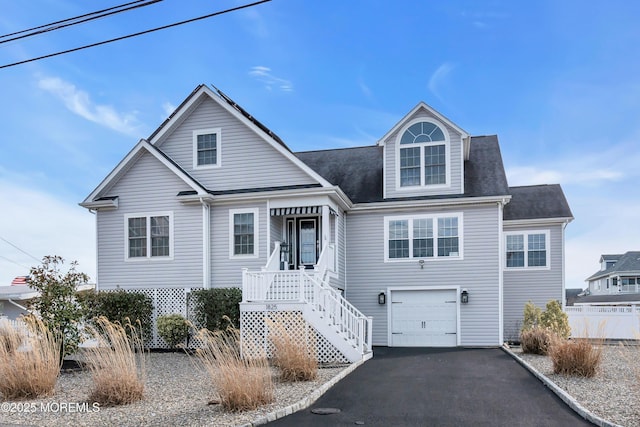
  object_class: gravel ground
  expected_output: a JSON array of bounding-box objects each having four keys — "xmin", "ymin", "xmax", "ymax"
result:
[
  {"xmin": 0, "ymin": 352, "xmax": 347, "ymax": 427},
  {"xmin": 513, "ymin": 345, "xmax": 640, "ymax": 427}
]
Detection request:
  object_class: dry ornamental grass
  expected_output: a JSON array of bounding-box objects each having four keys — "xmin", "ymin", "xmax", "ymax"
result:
[
  {"xmin": 0, "ymin": 316, "xmax": 61, "ymax": 399},
  {"xmin": 84, "ymin": 316, "xmax": 146, "ymax": 406},
  {"xmin": 196, "ymin": 325, "xmax": 274, "ymax": 412},
  {"xmin": 267, "ymin": 318, "xmax": 318, "ymax": 382}
]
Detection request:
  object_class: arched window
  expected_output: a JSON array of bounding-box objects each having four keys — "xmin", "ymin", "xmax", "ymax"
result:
[{"xmin": 399, "ymin": 121, "xmax": 447, "ymax": 187}]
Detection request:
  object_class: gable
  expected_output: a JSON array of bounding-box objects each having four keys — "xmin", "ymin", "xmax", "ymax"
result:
[{"xmin": 150, "ymin": 85, "xmax": 329, "ymax": 192}]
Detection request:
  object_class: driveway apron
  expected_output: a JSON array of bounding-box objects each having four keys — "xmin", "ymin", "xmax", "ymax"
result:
[{"xmin": 268, "ymin": 347, "xmax": 593, "ymax": 427}]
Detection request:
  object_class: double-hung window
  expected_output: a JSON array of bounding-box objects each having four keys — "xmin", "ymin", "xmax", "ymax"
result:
[
  {"xmin": 229, "ymin": 208, "xmax": 259, "ymax": 258},
  {"xmin": 125, "ymin": 213, "xmax": 173, "ymax": 260},
  {"xmin": 505, "ymin": 231, "xmax": 549, "ymax": 269},
  {"xmin": 193, "ymin": 128, "xmax": 221, "ymax": 168},
  {"xmin": 398, "ymin": 120, "xmax": 448, "ymax": 188},
  {"xmin": 385, "ymin": 213, "xmax": 462, "ymax": 261}
]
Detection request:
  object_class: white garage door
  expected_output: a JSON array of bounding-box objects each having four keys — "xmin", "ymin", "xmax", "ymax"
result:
[{"xmin": 390, "ymin": 289, "xmax": 458, "ymax": 347}]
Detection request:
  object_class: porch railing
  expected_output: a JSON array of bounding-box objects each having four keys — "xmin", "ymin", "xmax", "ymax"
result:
[
  {"xmin": 242, "ymin": 267, "xmax": 372, "ymax": 355},
  {"xmin": 314, "ymin": 243, "xmax": 336, "ymax": 280}
]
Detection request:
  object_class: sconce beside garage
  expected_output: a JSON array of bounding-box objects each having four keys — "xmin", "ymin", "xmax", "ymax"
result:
[
  {"xmin": 461, "ymin": 289, "xmax": 469, "ymax": 304},
  {"xmin": 378, "ymin": 291, "xmax": 386, "ymax": 305}
]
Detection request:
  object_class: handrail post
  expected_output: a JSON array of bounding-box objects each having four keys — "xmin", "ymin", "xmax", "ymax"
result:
[
  {"xmin": 241, "ymin": 268, "xmax": 248, "ymax": 302},
  {"xmin": 299, "ymin": 266, "xmax": 306, "ymax": 302}
]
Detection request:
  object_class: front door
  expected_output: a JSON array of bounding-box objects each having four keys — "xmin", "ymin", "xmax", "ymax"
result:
[{"xmin": 284, "ymin": 217, "xmax": 319, "ymax": 269}]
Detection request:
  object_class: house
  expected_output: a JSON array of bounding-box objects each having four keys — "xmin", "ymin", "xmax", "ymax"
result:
[
  {"xmin": 0, "ymin": 277, "xmax": 37, "ymax": 320},
  {"xmin": 574, "ymin": 251, "xmax": 640, "ymax": 305},
  {"xmin": 80, "ymin": 84, "xmax": 573, "ymax": 360}
]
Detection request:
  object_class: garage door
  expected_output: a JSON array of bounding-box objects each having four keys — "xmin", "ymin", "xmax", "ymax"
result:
[{"xmin": 390, "ymin": 289, "xmax": 458, "ymax": 347}]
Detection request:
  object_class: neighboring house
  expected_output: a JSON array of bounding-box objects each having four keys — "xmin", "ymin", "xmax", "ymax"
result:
[
  {"xmin": 0, "ymin": 277, "xmax": 37, "ymax": 320},
  {"xmin": 80, "ymin": 84, "xmax": 573, "ymax": 360},
  {"xmin": 574, "ymin": 251, "xmax": 640, "ymax": 305}
]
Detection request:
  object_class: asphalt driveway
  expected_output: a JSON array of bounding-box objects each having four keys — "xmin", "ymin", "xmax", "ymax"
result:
[{"xmin": 268, "ymin": 347, "xmax": 593, "ymax": 426}]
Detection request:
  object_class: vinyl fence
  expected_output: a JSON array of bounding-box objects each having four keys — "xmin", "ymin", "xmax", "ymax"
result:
[{"xmin": 565, "ymin": 305, "xmax": 640, "ymax": 339}]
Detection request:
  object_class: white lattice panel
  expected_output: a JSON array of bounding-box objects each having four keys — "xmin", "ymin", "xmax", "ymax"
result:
[
  {"xmin": 241, "ymin": 309, "xmax": 349, "ymax": 364},
  {"xmin": 120, "ymin": 287, "xmax": 203, "ymax": 349}
]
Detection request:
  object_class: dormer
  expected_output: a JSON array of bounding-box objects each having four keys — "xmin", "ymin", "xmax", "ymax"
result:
[{"xmin": 378, "ymin": 102, "xmax": 469, "ymax": 199}]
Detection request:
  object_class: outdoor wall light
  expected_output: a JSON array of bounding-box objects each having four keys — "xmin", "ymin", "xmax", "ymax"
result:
[
  {"xmin": 418, "ymin": 259, "xmax": 425, "ymax": 269},
  {"xmin": 461, "ymin": 289, "xmax": 469, "ymax": 304},
  {"xmin": 378, "ymin": 291, "xmax": 386, "ymax": 305}
]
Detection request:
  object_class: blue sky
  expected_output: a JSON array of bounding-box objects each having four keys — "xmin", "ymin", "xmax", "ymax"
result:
[{"xmin": 0, "ymin": 0, "xmax": 638, "ymax": 289}]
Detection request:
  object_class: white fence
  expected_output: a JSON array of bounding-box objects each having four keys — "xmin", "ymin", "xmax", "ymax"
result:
[{"xmin": 566, "ymin": 305, "xmax": 640, "ymax": 339}]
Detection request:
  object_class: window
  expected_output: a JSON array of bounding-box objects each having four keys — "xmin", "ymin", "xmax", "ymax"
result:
[
  {"xmin": 505, "ymin": 231, "xmax": 549, "ymax": 269},
  {"xmin": 385, "ymin": 213, "xmax": 462, "ymax": 261},
  {"xmin": 193, "ymin": 128, "xmax": 221, "ymax": 168},
  {"xmin": 229, "ymin": 208, "xmax": 259, "ymax": 258},
  {"xmin": 125, "ymin": 213, "xmax": 173, "ymax": 260},
  {"xmin": 398, "ymin": 120, "xmax": 448, "ymax": 188}
]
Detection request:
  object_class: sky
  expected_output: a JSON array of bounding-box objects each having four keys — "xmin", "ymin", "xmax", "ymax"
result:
[{"xmin": 0, "ymin": 0, "xmax": 638, "ymax": 290}]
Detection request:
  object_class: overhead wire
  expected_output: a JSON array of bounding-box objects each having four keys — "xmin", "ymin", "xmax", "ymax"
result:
[
  {"xmin": 0, "ymin": 237, "xmax": 41, "ymax": 263},
  {"xmin": 0, "ymin": 0, "xmax": 160, "ymax": 42},
  {"xmin": 0, "ymin": 255, "xmax": 32, "ymax": 270},
  {"xmin": 0, "ymin": 0, "xmax": 271, "ymax": 70}
]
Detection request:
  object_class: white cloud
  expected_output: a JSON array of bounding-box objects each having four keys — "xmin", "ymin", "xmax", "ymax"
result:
[
  {"xmin": 357, "ymin": 76, "xmax": 374, "ymax": 101},
  {"xmin": 506, "ymin": 166, "xmax": 622, "ymax": 187},
  {"xmin": 428, "ymin": 62, "xmax": 455, "ymax": 101},
  {"xmin": 0, "ymin": 179, "xmax": 95, "ymax": 286},
  {"xmin": 249, "ymin": 66, "xmax": 293, "ymax": 92},
  {"xmin": 37, "ymin": 76, "xmax": 141, "ymax": 136}
]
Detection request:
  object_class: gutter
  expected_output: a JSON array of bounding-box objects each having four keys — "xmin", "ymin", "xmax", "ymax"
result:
[
  {"xmin": 7, "ymin": 299, "xmax": 30, "ymax": 312},
  {"xmin": 350, "ymin": 194, "xmax": 513, "ymax": 212}
]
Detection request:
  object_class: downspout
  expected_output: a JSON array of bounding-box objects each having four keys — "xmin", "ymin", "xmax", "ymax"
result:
[
  {"xmin": 90, "ymin": 209, "xmax": 99, "ymax": 291},
  {"xmin": 200, "ymin": 198, "xmax": 211, "ymax": 289},
  {"xmin": 561, "ymin": 219, "xmax": 569, "ymax": 308},
  {"xmin": 497, "ymin": 198, "xmax": 506, "ymax": 345}
]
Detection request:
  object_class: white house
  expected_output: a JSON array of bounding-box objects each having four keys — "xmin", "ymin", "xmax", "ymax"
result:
[{"xmin": 80, "ymin": 84, "xmax": 573, "ymax": 361}]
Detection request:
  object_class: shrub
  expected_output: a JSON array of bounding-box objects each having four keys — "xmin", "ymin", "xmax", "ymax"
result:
[
  {"xmin": 0, "ymin": 316, "xmax": 61, "ymax": 398},
  {"xmin": 520, "ymin": 327, "xmax": 553, "ymax": 355},
  {"xmin": 540, "ymin": 300, "xmax": 571, "ymax": 339},
  {"xmin": 267, "ymin": 318, "xmax": 317, "ymax": 382},
  {"xmin": 195, "ymin": 323, "xmax": 273, "ymax": 411},
  {"xmin": 157, "ymin": 314, "xmax": 190, "ymax": 348},
  {"xmin": 80, "ymin": 290, "xmax": 154, "ymax": 344},
  {"xmin": 28, "ymin": 255, "xmax": 89, "ymax": 358},
  {"xmin": 84, "ymin": 316, "xmax": 146, "ymax": 406},
  {"xmin": 548, "ymin": 338, "xmax": 602, "ymax": 377},
  {"xmin": 190, "ymin": 288, "xmax": 242, "ymax": 331},
  {"xmin": 521, "ymin": 301, "xmax": 542, "ymax": 332}
]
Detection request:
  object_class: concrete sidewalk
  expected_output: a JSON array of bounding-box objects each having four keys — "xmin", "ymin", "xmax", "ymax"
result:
[{"xmin": 267, "ymin": 347, "xmax": 593, "ymax": 426}]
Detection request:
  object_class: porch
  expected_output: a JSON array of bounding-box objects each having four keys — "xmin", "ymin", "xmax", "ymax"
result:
[{"xmin": 240, "ymin": 241, "xmax": 373, "ymax": 363}]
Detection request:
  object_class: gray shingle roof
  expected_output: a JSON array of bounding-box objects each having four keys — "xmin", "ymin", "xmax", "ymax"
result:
[
  {"xmin": 503, "ymin": 184, "xmax": 573, "ymax": 221},
  {"xmin": 574, "ymin": 293, "xmax": 640, "ymax": 304},
  {"xmin": 586, "ymin": 251, "xmax": 640, "ymax": 281},
  {"xmin": 295, "ymin": 135, "xmax": 512, "ymax": 204}
]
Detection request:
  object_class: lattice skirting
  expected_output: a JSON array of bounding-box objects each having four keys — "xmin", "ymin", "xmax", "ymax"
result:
[
  {"xmin": 115, "ymin": 287, "xmax": 203, "ymax": 349},
  {"xmin": 241, "ymin": 309, "xmax": 349, "ymax": 364}
]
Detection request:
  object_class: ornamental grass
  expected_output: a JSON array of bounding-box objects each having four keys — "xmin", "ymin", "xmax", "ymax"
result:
[
  {"xmin": 84, "ymin": 316, "xmax": 146, "ymax": 406},
  {"xmin": 0, "ymin": 316, "xmax": 61, "ymax": 399},
  {"xmin": 195, "ymin": 323, "xmax": 273, "ymax": 411},
  {"xmin": 267, "ymin": 318, "xmax": 318, "ymax": 382}
]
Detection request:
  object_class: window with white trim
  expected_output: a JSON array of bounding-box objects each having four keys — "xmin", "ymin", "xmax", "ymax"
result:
[
  {"xmin": 505, "ymin": 231, "xmax": 549, "ymax": 269},
  {"xmin": 229, "ymin": 208, "xmax": 259, "ymax": 258},
  {"xmin": 385, "ymin": 213, "xmax": 462, "ymax": 261},
  {"xmin": 193, "ymin": 128, "xmax": 221, "ymax": 168},
  {"xmin": 125, "ymin": 213, "xmax": 173, "ymax": 259},
  {"xmin": 398, "ymin": 120, "xmax": 448, "ymax": 188}
]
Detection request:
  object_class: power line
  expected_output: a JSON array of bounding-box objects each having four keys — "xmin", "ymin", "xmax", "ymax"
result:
[
  {"xmin": 0, "ymin": 255, "xmax": 31, "ymax": 270},
  {"xmin": 0, "ymin": 0, "xmax": 163, "ymax": 45},
  {"xmin": 0, "ymin": 0, "xmax": 155, "ymax": 40},
  {"xmin": 0, "ymin": 0, "xmax": 271, "ymax": 70},
  {"xmin": 0, "ymin": 237, "xmax": 40, "ymax": 263}
]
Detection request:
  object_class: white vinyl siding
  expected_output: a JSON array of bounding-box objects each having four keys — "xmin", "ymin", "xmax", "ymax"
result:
[
  {"xmin": 346, "ymin": 204, "xmax": 501, "ymax": 347},
  {"xmin": 156, "ymin": 97, "xmax": 318, "ymax": 191},
  {"xmin": 384, "ymin": 213, "xmax": 463, "ymax": 262}
]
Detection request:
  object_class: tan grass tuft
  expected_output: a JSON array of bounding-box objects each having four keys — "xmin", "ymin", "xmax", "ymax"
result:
[
  {"xmin": 267, "ymin": 318, "xmax": 318, "ymax": 382},
  {"xmin": 195, "ymin": 324, "xmax": 273, "ymax": 412},
  {"xmin": 0, "ymin": 316, "xmax": 61, "ymax": 399},
  {"xmin": 520, "ymin": 327, "xmax": 554, "ymax": 355},
  {"xmin": 548, "ymin": 337, "xmax": 602, "ymax": 377},
  {"xmin": 84, "ymin": 316, "xmax": 146, "ymax": 406}
]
